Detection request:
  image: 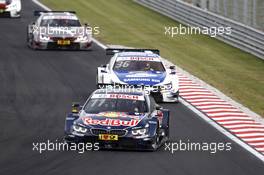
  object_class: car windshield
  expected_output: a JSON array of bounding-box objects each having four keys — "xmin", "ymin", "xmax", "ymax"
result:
[
  {"xmin": 40, "ymin": 19, "xmax": 81, "ymax": 27},
  {"xmin": 84, "ymin": 98, "xmax": 148, "ymax": 114},
  {"xmin": 113, "ymin": 60, "xmax": 165, "ymax": 72}
]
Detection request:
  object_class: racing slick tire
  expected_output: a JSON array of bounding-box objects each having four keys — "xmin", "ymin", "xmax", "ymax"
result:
[
  {"xmin": 26, "ymin": 28, "xmax": 34, "ymax": 49},
  {"xmin": 150, "ymin": 129, "xmax": 161, "ymax": 151}
]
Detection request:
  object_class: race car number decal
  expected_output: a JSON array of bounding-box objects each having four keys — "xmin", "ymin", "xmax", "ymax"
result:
[
  {"xmin": 91, "ymin": 94, "xmax": 145, "ymax": 101},
  {"xmin": 82, "ymin": 117, "xmax": 140, "ymax": 127},
  {"xmin": 114, "ymin": 61, "xmax": 130, "ymax": 69}
]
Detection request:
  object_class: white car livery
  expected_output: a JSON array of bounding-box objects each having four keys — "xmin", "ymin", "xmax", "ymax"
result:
[
  {"xmin": 0, "ymin": 0, "xmax": 21, "ymax": 17},
  {"xmin": 27, "ymin": 11, "xmax": 93, "ymax": 50},
  {"xmin": 97, "ymin": 49, "xmax": 179, "ymax": 102}
]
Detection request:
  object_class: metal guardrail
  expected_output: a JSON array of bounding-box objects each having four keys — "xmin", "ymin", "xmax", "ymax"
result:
[{"xmin": 135, "ymin": 0, "xmax": 264, "ymax": 60}]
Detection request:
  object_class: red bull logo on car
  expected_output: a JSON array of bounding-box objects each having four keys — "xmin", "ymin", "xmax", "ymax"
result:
[{"xmin": 82, "ymin": 117, "xmax": 140, "ymax": 127}]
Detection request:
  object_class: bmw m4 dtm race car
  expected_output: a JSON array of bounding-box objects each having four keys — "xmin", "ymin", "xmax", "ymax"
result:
[
  {"xmin": 27, "ymin": 11, "xmax": 92, "ymax": 50},
  {"xmin": 97, "ymin": 49, "xmax": 179, "ymax": 102},
  {"xmin": 0, "ymin": 0, "xmax": 21, "ymax": 17},
  {"xmin": 64, "ymin": 88, "xmax": 170, "ymax": 151}
]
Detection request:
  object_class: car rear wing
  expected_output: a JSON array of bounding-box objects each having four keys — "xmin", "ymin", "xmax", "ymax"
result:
[
  {"xmin": 106, "ymin": 48, "xmax": 160, "ymax": 55},
  {"xmin": 34, "ymin": 11, "xmax": 76, "ymax": 16}
]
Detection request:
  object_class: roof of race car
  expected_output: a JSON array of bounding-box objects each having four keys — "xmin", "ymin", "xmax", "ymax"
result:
[{"xmin": 41, "ymin": 13, "xmax": 78, "ymax": 20}]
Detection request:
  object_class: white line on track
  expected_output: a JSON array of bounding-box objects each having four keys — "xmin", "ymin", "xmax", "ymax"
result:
[
  {"xmin": 242, "ymin": 138, "xmax": 264, "ymax": 142},
  {"xmin": 212, "ymin": 117, "xmax": 253, "ymax": 121},
  {"xmin": 217, "ymin": 121, "xmax": 255, "ymax": 125},
  {"xmin": 187, "ymin": 99, "xmax": 226, "ymax": 103},
  {"xmin": 249, "ymin": 142, "xmax": 264, "ymax": 146},
  {"xmin": 207, "ymin": 113, "xmax": 249, "ymax": 117},
  {"xmin": 236, "ymin": 133, "xmax": 264, "ymax": 137},
  {"xmin": 184, "ymin": 96, "xmax": 221, "ymax": 99},
  {"xmin": 196, "ymin": 105, "xmax": 235, "ymax": 109},
  {"xmin": 223, "ymin": 124, "xmax": 264, "ymax": 128},
  {"xmin": 179, "ymin": 89, "xmax": 210, "ymax": 93},
  {"xmin": 201, "ymin": 109, "xmax": 240, "ymax": 112},
  {"xmin": 190, "ymin": 102, "xmax": 231, "ymax": 105},
  {"xmin": 230, "ymin": 128, "xmax": 264, "ymax": 132}
]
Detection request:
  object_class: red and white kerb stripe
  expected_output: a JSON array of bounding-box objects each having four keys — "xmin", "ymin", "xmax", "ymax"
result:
[{"xmin": 178, "ymin": 72, "xmax": 264, "ymax": 154}]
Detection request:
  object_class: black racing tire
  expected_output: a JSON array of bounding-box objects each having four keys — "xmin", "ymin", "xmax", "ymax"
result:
[
  {"xmin": 149, "ymin": 123, "xmax": 161, "ymax": 151},
  {"xmin": 150, "ymin": 133, "xmax": 160, "ymax": 151},
  {"xmin": 96, "ymin": 74, "xmax": 100, "ymax": 89},
  {"xmin": 26, "ymin": 28, "xmax": 31, "ymax": 48}
]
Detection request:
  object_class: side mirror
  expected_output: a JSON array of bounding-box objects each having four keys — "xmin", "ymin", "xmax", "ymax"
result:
[
  {"xmin": 169, "ymin": 65, "xmax": 175, "ymax": 70},
  {"xmin": 169, "ymin": 66, "xmax": 176, "ymax": 74},
  {"xmin": 155, "ymin": 105, "xmax": 162, "ymax": 110},
  {"xmin": 101, "ymin": 64, "xmax": 107, "ymax": 68},
  {"xmin": 30, "ymin": 22, "xmax": 36, "ymax": 29},
  {"xmin": 155, "ymin": 106, "xmax": 163, "ymax": 118},
  {"xmin": 72, "ymin": 102, "xmax": 81, "ymax": 114},
  {"xmin": 84, "ymin": 23, "xmax": 89, "ymax": 26}
]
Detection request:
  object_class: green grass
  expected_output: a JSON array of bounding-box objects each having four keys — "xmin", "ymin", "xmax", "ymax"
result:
[{"xmin": 42, "ymin": 0, "xmax": 264, "ymax": 117}]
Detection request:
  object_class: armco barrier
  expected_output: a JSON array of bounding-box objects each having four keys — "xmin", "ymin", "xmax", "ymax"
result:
[{"xmin": 135, "ymin": 0, "xmax": 264, "ymax": 60}]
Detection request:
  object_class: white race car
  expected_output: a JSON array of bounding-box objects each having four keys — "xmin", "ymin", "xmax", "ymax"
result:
[
  {"xmin": 0, "ymin": 0, "xmax": 21, "ymax": 17},
  {"xmin": 27, "ymin": 11, "xmax": 93, "ymax": 50},
  {"xmin": 97, "ymin": 49, "xmax": 179, "ymax": 102}
]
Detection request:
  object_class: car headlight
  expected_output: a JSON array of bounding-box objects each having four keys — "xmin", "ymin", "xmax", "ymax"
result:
[
  {"xmin": 40, "ymin": 34, "xmax": 50, "ymax": 41},
  {"xmin": 132, "ymin": 128, "xmax": 147, "ymax": 136},
  {"xmin": 163, "ymin": 82, "xmax": 172, "ymax": 90},
  {"xmin": 73, "ymin": 125, "xmax": 87, "ymax": 133},
  {"xmin": 77, "ymin": 35, "xmax": 88, "ymax": 41}
]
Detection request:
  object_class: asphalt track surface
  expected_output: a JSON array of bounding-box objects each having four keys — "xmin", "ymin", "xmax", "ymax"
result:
[{"xmin": 0, "ymin": 1, "xmax": 263, "ymax": 175}]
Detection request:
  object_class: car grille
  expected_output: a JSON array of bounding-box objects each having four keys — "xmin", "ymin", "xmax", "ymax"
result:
[
  {"xmin": 109, "ymin": 130, "xmax": 127, "ymax": 136},
  {"xmin": 91, "ymin": 129, "xmax": 107, "ymax": 135},
  {"xmin": 91, "ymin": 129, "xmax": 127, "ymax": 137},
  {"xmin": 50, "ymin": 37, "xmax": 76, "ymax": 42}
]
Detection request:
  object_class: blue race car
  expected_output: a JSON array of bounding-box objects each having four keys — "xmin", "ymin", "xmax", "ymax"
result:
[
  {"xmin": 64, "ymin": 88, "xmax": 170, "ymax": 150},
  {"xmin": 97, "ymin": 48, "xmax": 179, "ymax": 102}
]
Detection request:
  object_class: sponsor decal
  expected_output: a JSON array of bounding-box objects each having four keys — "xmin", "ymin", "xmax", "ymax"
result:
[
  {"xmin": 123, "ymin": 78, "xmax": 161, "ymax": 83},
  {"xmin": 114, "ymin": 71, "xmax": 166, "ymax": 86},
  {"xmin": 82, "ymin": 117, "xmax": 140, "ymax": 127},
  {"xmin": 42, "ymin": 16, "xmax": 78, "ymax": 20},
  {"xmin": 126, "ymin": 73, "xmax": 158, "ymax": 78},
  {"xmin": 96, "ymin": 112, "xmax": 140, "ymax": 120},
  {"xmin": 91, "ymin": 93, "xmax": 145, "ymax": 101},
  {"xmin": 116, "ymin": 56, "xmax": 161, "ymax": 62}
]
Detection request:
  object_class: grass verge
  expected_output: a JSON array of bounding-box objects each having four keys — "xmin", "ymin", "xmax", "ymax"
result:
[{"xmin": 42, "ymin": 0, "xmax": 264, "ymax": 117}]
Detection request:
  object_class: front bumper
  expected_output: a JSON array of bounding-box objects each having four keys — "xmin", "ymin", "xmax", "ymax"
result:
[
  {"xmin": 65, "ymin": 133, "xmax": 156, "ymax": 150},
  {"xmin": 34, "ymin": 41, "xmax": 92, "ymax": 50}
]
